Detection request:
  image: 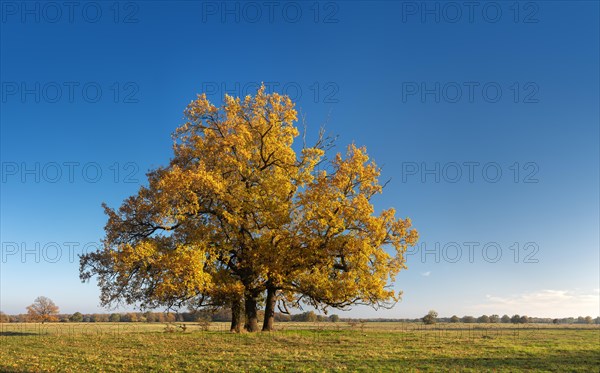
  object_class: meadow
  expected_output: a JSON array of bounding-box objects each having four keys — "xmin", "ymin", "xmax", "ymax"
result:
[{"xmin": 1, "ymin": 322, "xmax": 598, "ymax": 372}]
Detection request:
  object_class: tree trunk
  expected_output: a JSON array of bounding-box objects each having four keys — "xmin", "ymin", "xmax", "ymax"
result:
[
  {"xmin": 230, "ymin": 297, "xmax": 243, "ymax": 333},
  {"xmin": 244, "ymin": 293, "xmax": 259, "ymax": 332},
  {"xmin": 262, "ymin": 286, "xmax": 277, "ymax": 331}
]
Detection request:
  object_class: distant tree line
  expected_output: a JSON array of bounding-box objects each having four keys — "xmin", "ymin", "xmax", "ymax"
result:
[
  {"xmin": 0, "ymin": 309, "xmax": 342, "ymax": 324},
  {"xmin": 1, "ymin": 309, "xmax": 597, "ymax": 325},
  {"xmin": 5, "ymin": 297, "xmax": 596, "ymax": 325},
  {"xmin": 422, "ymin": 312, "xmax": 598, "ymax": 325}
]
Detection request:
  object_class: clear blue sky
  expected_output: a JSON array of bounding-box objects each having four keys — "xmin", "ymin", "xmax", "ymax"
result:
[{"xmin": 1, "ymin": 1, "xmax": 598, "ymax": 318}]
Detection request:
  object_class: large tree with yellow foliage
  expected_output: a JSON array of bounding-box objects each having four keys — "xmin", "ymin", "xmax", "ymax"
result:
[{"xmin": 80, "ymin": 86, "xmax": 418, "ymax": 332}]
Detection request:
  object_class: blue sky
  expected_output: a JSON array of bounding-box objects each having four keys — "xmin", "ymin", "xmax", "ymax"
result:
[{"xmin": 1, "ymin": 1, "xmax": 598, "ymax": 318}]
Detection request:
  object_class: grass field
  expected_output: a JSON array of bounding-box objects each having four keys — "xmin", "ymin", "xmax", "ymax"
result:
[{"xmin": 1, "ymin": 322, "xmax": 598, "ymax": 372}]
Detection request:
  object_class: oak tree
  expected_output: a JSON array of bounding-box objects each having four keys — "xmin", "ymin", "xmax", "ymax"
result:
[
  {"xmin": 80, "ymin": 86, "xmax": 418, "ymax": 332},
  {"xmin": 26, "ymin": 296, "xmax": 59, "ymax": 323}
]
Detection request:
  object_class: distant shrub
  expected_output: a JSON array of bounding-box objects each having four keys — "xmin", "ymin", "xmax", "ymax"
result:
[
  {"xmin": 462, "ymin": 316, "xmax": 475, "ymax": 323},
  {"xmin": 422, "ymin": 310, "xmax": 438, "ymax": 325}
]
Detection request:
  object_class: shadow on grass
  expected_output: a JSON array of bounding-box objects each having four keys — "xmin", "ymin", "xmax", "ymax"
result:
[
  {"xmin": 0, "ymin": 331, "xmax": 36, "ymax": 336},
  {"xmin": 382, "ymin": 349, "xmax": 600, "ymax": 371}
]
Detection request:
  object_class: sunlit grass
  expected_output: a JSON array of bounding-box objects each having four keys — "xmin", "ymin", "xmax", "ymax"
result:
[{"xmin": 1, "ymin": 322, "xmax": 598, "ymax": 372}]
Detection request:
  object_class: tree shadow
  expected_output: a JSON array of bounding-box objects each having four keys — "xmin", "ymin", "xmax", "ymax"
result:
[
  {"xmin": 379, "ymin": 349, "xmax": 600, "ymax": 371},
  {"xmin": 0, "ymin": 331, "xmax": 36, "ymax": 336}
]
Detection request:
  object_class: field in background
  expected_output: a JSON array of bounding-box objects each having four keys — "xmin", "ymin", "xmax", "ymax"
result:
[{"xmin": 1, "ymin": 322, "xmax": 598, "ymax": 372}]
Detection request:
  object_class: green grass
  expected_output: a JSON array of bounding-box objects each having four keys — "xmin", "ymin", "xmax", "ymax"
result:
[{"xmin": 1, "ymin": 322, "xmax": 598, "ymax": 372}]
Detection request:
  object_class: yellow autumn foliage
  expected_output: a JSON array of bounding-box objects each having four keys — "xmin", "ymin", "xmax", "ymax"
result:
[{"xmin": 80, "ymin": 85, "xmax": 418, "ymax": 323}]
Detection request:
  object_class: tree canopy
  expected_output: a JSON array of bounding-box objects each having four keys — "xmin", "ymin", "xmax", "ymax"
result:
[
  {"xmin": 26, "ymin": 296, "xmax": 60, "ymax": 323},
  {"xmin": 422, "ymin": 310, "xmax": 438, "ymax": 325},
  {"xmin": 80, "ymin": 86, "xmax": 418, "ymax": 332}
]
